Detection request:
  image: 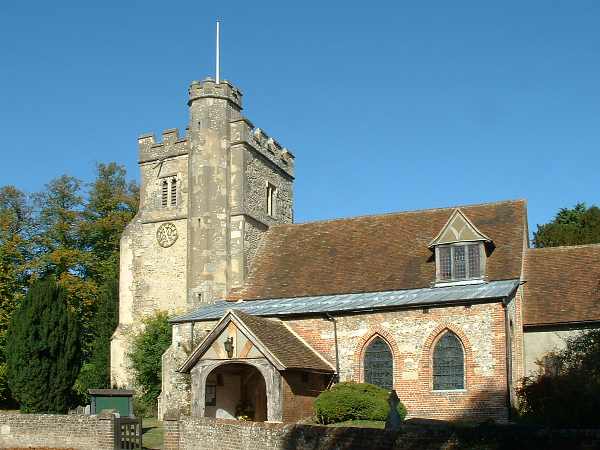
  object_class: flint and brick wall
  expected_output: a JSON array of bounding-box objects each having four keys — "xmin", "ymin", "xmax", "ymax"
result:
[
  {"xmin": 164, "ymin": 416, "xmax": 600, "ymax": 450},
  {"xmin": 0, "ymin": 413, "xmax": 115, "ymax": 450},
  {"xmin": 285, "ymin": 301, "xmax": 510, "ymax": 422}
]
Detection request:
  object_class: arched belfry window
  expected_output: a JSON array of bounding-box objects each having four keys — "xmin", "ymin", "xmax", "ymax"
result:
[
  {"xmin": 161, "ymin": 179, "xmax": 169, "ymax": 207},
  {"xmin": 433, "ymin": 331, "xmax": 465, "ymax": 390},
  {"xmin": 364, "ymin": 337, "xmax": 393, "ymax": 391},
  {"xmin": 170, "ymin": 178, "xmax": 177, "ymax": 206}
]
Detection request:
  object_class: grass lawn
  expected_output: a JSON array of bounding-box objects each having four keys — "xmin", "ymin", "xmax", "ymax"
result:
[
  {"xmin": 327, "ymin": 420, "xmax": 385, "ymax": 429},
  {"xmin": 142, "ymin": 417, "xmax": 164, "ymax": 450}
]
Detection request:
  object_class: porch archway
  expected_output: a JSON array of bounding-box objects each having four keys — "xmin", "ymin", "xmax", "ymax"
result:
[
  {"xmin": 204, "ymin": 363, "xmax": 267, "ymax": 421},
  {"xmin": 190, "ymin": 358, "xmax": 283, "ymax": 422}
]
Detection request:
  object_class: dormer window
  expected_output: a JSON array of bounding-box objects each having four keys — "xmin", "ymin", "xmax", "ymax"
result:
[
  {"xmin": 437, "ymin": 243, "xmax": 483, "ymax": 282},
  {"xmin": 429, "ymin": 209, "xmax": 492, "ymax": 285}
]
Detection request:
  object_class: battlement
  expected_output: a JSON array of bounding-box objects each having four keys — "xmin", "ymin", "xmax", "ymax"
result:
[
  {"xmin": 230, "ymin": 118, "xmax": 295, "ymax": 178},
  {"xmin": 188, "ymin": 78, "xmax": 243, "ymax": 109},
  {"xmin": 138, "ymin": 128, "xmax": 189, "ymax": 163}
]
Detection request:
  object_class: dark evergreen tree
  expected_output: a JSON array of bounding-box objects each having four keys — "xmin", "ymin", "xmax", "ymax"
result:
[
  {"xmin": 6, "ymin": 278, "xmax": 81, "ymax": 413},
  {"xmin": 74, "ymin": 275, "xmax": 119, "ymax": 400},
  {"xmin": 534, "ymin": 203, "xmax": 600, "ymax": 247}
]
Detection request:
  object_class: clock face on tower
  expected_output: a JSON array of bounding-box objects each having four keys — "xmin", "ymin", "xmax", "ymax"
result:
[{"xmin": 156, "ymin": 223, "xmax": 178, "ymax": 248}]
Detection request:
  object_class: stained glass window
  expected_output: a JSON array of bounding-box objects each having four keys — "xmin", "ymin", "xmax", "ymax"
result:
[
  {"xmin": 437, "ymin": 244, "xmax": 483, "ymax": 282},
  {"xmin": 433, "ymin": 332, "xmax": 464, "ymax": 390},
  {"xmin": 453, "ymin": 246, "xmax": 466, "ymax": 279},
  {"xmin": 439, "ymin": 246, "xmax": 452, "ymax": 280},
  {"xmin": 364, "ymin": 337, "xmax": 393, "ymax": 391},
  {"xmin": 467, "ymin": 244, "xmax": 481, "ymax": 278}
]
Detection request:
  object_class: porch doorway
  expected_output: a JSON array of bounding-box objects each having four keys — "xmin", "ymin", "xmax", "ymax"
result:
[{"xmin": 204, "ymin": 363, "xmax": 267, "ymax": 422}]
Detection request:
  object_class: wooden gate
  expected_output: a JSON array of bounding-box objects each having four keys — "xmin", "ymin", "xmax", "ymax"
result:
[{"xmin": 114, "ymin": 416, "xmax": 142, "ymax": 450}]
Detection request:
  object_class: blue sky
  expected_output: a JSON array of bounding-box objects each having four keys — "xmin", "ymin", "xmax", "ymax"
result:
[{"xmin": 1, "ymin": 1, "xmax": 598, "ymax": 232}]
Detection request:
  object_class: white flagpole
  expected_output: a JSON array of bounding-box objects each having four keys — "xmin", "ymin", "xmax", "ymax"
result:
[{"xmin": 216, "ymin": 20, "xmax": 220, "ymax": 84}]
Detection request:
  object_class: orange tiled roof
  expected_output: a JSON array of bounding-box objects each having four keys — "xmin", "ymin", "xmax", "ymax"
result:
[
  {"xmin": 523, "ymin": 244, "xmax": 600, "ymax": 326},
  {"xmin": 229, "ymin": 200, "xmax": 527, "ymax": 301}
]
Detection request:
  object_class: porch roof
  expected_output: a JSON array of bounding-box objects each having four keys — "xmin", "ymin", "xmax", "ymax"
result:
[
  {"xmin": 171, "ymin": 279, "xmax": 520, "ymax": 323},
  {"xmin": 179, "ymin": 309, "xmax": 335, "ymax": 373}
]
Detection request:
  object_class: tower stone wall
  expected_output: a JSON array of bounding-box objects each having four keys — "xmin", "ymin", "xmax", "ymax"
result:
[{"xmin": 110, "ymin": 78, "xmax": 295, "ymax": 389}]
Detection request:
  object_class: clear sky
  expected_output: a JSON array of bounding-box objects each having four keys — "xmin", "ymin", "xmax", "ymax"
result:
[{"xmin": 1, "ymin": 1, "xmax": 598, "ymax": 232}]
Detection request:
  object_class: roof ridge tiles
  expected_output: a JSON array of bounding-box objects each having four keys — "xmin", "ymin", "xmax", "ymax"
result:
[
  {"xmin": 527, "ymin": 243, "xmax": 600, "ymax": 252},
  {"xmin": 267, "ymin": 198, "xmax": 526, "ymax": 228}
]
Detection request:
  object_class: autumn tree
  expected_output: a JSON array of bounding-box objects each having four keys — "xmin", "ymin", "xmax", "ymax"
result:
[
  {"xmin": 30, "ymin": 175, "xmax": 97, "ymax": 354},
  {"xmin": 534, "ymin": 203, "xmax": 600, "ymax": 248},
  {"xmin": 79, "ymin": 162, "xmax": 138, "ymax": 283},
  {"xmin": 0, "ymin": 186, "xmax": 32, "ymax": 404}
]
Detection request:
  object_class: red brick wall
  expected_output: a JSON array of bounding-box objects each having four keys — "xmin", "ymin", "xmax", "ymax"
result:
[
  {"xmin": 281, "ymin": 371, "xmax": 330, "ymax": 423},
  {"xmin": 284, "ymin": 301, "xmax": 510, "ymax": 422}
]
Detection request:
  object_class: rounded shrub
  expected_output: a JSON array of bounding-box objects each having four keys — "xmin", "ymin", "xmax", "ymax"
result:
[{"xmin": 314, "ymin": 382, "xmax": 407, "ymax": 424}]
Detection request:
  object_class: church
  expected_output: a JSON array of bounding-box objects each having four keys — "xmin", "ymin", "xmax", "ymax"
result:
[{"xmin": 110, "ymin": 74, "xmax": 600, "ymax": 424}]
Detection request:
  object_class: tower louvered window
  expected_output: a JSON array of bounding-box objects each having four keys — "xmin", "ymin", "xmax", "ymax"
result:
[
  {"xmin": 161, "ymin": 179, "xmax": 169, "ymax": 207},
  {"xmin": 170, "ymin": 178, "xmax": 177, "ymax": 206},
  {"xmin": 433, "ymin": 332, "xmax": 464, "ymax": 390},
  {"xmin": 364, "ymin": 337, "xmax": 393, "ymax": 391}
]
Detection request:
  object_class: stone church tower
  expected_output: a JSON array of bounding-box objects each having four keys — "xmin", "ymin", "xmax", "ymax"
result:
[{"xmin": 111, "ymin": 78, "xmax": 295, "ymax": 387}]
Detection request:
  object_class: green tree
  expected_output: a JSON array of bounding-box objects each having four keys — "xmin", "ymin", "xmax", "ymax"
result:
[
  {"xmin": 31, "ymin": 175, "xmax": 97, "ymax": 355},
  {"xmin": 80, "ymin": 163, "xmax": 138, "ymax": 283},
  {"xmin": 0, "ymin": 186, "xmax": 32, "ymax": 404},
  {"xmin": 74, "ymin": 276, "xmax": 119, "ymax": 401},
  {"xmin": 517, "ymin": 329, "xmax": 600, "ymax": 427},
  {"xmin": 534, "ymin": 203, "xmax": 600, "ymax": 247},
  {"xmin": 6, "ymin": 278, "xmax": 81, "ymax": 413},
  {"xmin": 128, "ymin": 312, "xmax": 172, "ymax": 414}
]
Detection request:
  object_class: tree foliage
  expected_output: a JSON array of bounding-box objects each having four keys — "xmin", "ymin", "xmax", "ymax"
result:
[
  {"xmin": 534, "ymin": 203, "xmax": 600, "ymax": 247},
  {"xmin": 0, "ymin": 186, "xmax": 32, "ymax": 404},
  {"xmin": 517, "ymin": 329, "xmax": 600, "ymax": 427},
  {"xmin": 128, "ymin": 312, "xmax": 172, "ymax": 415},
  {"xmin": 6, "ymin": 278, "xmax": 81, "ymax": 413},
  {"xmin": 0, "ymin": 162, "xmax": 137, "ymax": 406}
]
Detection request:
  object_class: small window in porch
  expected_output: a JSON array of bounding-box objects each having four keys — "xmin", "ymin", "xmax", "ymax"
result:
[
  {"xmin": 364, "ymin": 337, "xmax": 393, "ymax": 391},
  {"xmin": 205, "ymin": 384, "xmax": 216, "ymax": 406}
]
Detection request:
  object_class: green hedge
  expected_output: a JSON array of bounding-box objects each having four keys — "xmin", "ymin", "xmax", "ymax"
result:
[{"xmin": 314, "ymin": 382, "xmax": 406, "ymax": 424}]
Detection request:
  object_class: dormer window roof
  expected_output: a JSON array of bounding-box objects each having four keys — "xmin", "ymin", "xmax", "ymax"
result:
[
  {"xmin": 428, "ymin": 209, "xmax": 492, "ymax": 248},
  {"xmin": 430, "ymin": 209, "xmax": 492, "ymax": 285}
]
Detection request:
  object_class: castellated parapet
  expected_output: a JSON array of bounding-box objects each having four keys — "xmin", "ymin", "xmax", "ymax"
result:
[
  {"xmin": 188, "ymin": 78, "xmax": 242, "ymax": 109},
  {"xmin": 138, "ymin": 128, "xmax": 189, "ymax": 164},
  {"xmin": 230, "ymin": 119, "xmax": 295, "ymax": 178}
]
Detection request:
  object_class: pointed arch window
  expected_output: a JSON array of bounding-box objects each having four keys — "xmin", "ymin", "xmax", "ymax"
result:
[
  {"xmin": 433, "ymin": 331, "xmax": 465, "ymax": 390},
  {"xmin": 364, "ymin": 337, "xmax": 393, "ymax": 391}
]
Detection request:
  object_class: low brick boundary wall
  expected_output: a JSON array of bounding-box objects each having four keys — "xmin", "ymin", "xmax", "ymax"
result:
[
  {"xmin": 0, "ymin": 412, "xmax": 115, "ymax": 450},
  {"xmin": 164, "ymin": 416, "xmax": 600, "ymax": 450}
]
